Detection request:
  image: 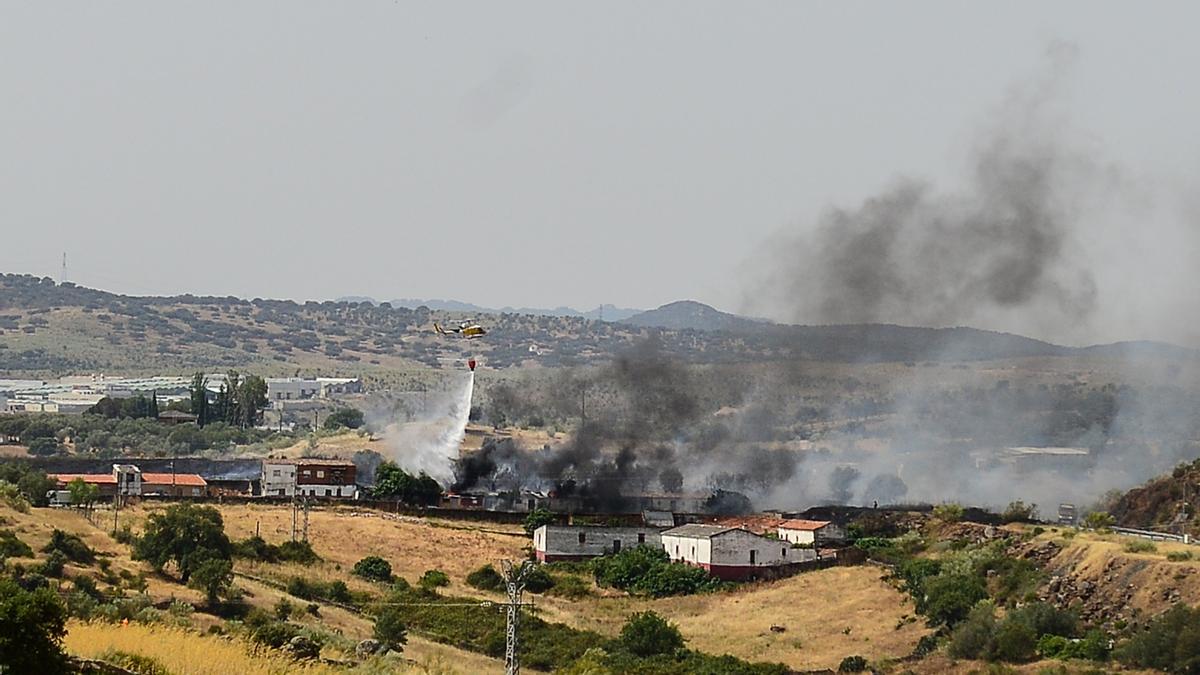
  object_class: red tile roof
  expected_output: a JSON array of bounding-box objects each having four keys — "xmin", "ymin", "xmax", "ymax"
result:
[
  {"xmin": 49, "ymin": 473, "xmax": 116, "ymax": 485},
  {"xmin": 141, "ymin": 473, "xmax": 207, "ymax": 487},
  {"xmin": 778, "ymin": 519, "xmax": 832, "ymax": 531}
]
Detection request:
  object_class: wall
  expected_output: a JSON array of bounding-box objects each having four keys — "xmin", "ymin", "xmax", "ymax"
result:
[
  {"xmin": 262, "ymin": 462, "xmax": 297, "ymax": 497},
  {"xmin": 534, "ymin": 525, "xmax": 662, "ymax": 561}
]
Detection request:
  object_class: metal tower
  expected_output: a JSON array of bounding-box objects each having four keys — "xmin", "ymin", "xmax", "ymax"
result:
[{"xmin": 500, "ymin": 559, "xmax": 534, "ymax": 675}]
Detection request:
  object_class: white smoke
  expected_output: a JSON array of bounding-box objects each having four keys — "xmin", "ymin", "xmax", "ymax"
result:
[{"xmin": 376, "ymin": 371, "xmax": 474, "ymax": 485}]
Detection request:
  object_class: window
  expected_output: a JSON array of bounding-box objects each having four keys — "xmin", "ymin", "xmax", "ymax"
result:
[
  {"xmin": 578, "ymin": 532, "xmax": 586, "ymax": 544},
  {"xmin": 782, "ymin": 548, "xmax": 787, "ymax": 557},
  {"xmin": 316, "ymin": 470, "xmax": 325, "ymax": 479},
  {"xmin": 272, "ymin": 470, "xmax": 280, "ymax": 477},
  {"xmin": 637, "ymin": 533, "xmax": 645, "ymax": 544},
  {"xmin": 302, "ymin": 469, "xmax": 310, "ymax": 477},
  {"xmin": 750, "ymin": 550, "xmax": 757, "ymax": 564},
  {"xmin": 325, "ymin": 489, "xmax": 331, "ymax": 496}
]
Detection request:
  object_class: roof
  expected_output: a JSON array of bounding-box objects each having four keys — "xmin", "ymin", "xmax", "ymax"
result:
[
  {"xmin": 643, "ymin": 510, "xmax": 675, "ymax": 527},
  {"xmin": 50, "ymin": 473, "xmax": 116, "ymax": 485},
  {"xmin": 263, "ymin": 458, "xmax": 356, "ymax": 467},
  {"xmin": 778, "ymin": 519, "xmax": 833, "ymax": 531},
  {"xmin": 141, "ymin": 473, "xmax": 207, "ymax": 487},
  {"xmin": 661, "ymin": 524, "xmax": 739, "ymax": 539},
  {"xmin": 157, "ymin": 410, "xmax": 198, "ymax": 420}
]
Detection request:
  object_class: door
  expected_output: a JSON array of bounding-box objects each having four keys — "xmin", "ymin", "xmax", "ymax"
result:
[
  {"xmin": 613, "ymin": 539, "xmax": 621, "ymax": 554},
  {"xmin": 750, "ymin": 550, "xmax": 757, "ymax": 564}
]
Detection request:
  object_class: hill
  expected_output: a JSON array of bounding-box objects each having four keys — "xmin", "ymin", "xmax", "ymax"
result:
[{"xmin": 1, "ymin": 273, "xmax": 1194, "ymax": 377}]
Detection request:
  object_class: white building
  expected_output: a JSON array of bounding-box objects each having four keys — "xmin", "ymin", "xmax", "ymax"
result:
[
  {"xmin": 777, "ymin": 519, "xmax": 846, "ymax": 546},
  {"xmin": 112, "ymin": 464, "xmax": 142, "ymax": 497},
  {"xmin": 261, "ymin": 458, "xmax": 357, "ymax": 498},
  {"xmin": 266, "ymin": 377, "xmax": 363, "ymax": 402},
  {"xmin": 533, "ymin": 525, "xmax": 663, "ymax": 562},
  {"xmin": 661, "ymin": 524, "xmax": 812, "ymax": 580},
  {"xmin": 262, "ymin": 459, "xmax": 298, "ymax": 496}
]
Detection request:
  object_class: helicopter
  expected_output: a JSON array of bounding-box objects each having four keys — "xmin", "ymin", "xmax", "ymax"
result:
[{"xmin": 433, "ymin": 320, "xmax": 487, "ymax": 339}]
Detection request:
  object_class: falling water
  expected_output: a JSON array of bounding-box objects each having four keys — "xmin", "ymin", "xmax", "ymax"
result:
[{"xmin": 379, "ymin": 371, "xmax": 475, "ymax": 485}]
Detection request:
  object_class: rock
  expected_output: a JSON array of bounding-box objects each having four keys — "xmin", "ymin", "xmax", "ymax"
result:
[
  {"xmin": 356, "ymin": 639, "xmax": 385, "ymax": 658},
  {"xmin": 769, "ymin": 625, "xmax": 786, "ymax": 633},
  {"xmin": 287, "ymin": 635, "xmax": 320, "ymax": 660}
]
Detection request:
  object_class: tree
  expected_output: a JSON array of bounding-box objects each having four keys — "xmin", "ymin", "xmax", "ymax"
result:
[
  {"xmin": 323, "ymin": 408, "xmax": 365, "ymax": 430},
  {"xmin": 27, "ymin": 437, "xmax": 61, "ymax": 456},
  {"xmin": 133, "ymin": 503, "xmax": 231, "ymax": 583},
  {"xmin": 236, "ymin": 375, "xmax": 268, "ymax": 429},
  {"xmin": 373, "ymin": 462, "xmax": 442, "ymax": 505},
  {"xmin": 466, "ymin": 565, "xmax": 504, "ymax": 591},
  {"xmin": 658, "ymin": 467, "xmax": 684, "ymax": 493},
  {"xmin": 523, "ymin": 508, "xmax": 556, "ymax": 536},
  {"xmin": 190, "ymin": 372, "xmax": 210, "ymax": 426},
  {"xmin": 67, "ymin": 477, "xmax": 99, "ymax": 510},
  {"xmin": 1084, "ymin": 511, "xmax": 1115, "ymax": 530},
  {"xmin": 373, "ymin": 603, "xmax": 408, "ymax": 653},
  {"xmin": 188, "ymin": 556, "xmax": 233, "ymax": 602},
  {"xmin": 352, "ymin": 556, "xmax": 393, "ymax": 583},
  {"xmin": 618, "ymin": 611, "xmax": 684, "ymax": 657},
  {"xmin": 920, "ymin": 573, "xmax": 987, "ymax": 627},
  {"xmin": 0, "ymin": 575, "xmax": 68, "ymax": 673}
]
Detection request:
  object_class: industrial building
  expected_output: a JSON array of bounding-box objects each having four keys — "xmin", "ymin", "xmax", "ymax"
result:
[{"xmin": 47, "ymin": 464, "xmax": 208, "ymax": 500}]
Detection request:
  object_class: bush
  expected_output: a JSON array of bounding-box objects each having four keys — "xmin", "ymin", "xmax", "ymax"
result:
[
  {"xmin": 352, "ymin": 556, "xmax": 393, "ymax": 583},
  {"xmin": 949, "ymin": 602, "xmax": 997, "ymax": 660},
  {"xmin": 40, "ymin": 550, "xmax": 68, "ymax": 578},
  {"xmin": 274, "ymin": 598, "xmax": 293, "ymax": 621},
  {"xmin": 618, "ymin": 611, "xmax": 685, "ymax": 657},
  {"xmin": 1123, "ymin": 539, "xmax": 1157, "ymax": 554},
  {"xmin": 97, "ymin": 649, "xmax": 171, "ymax": 675},
  {"xmin": 920, "ymin": 573, "xmax": 987, "ymax": 627},
  {"xmin": 0, "ymin": 530, "xmax": 34, "ymax": 559},
  {"xmin": 837, "ymin": 655, "xmax": 869, "ymax": 672},
  {"xmin": 933, "ymin": 503, "xmax": 964, "ymax": 523},
  {"xmin": 43, "ymin": 529, "xmax": 96, "ymax": 564},
  {"xmin": 523, "ymin": 508, "xmax": 556, "ymax": 536},
  {"xmin": 0, "ymin": 575, "xmax": 69, "ymax": 673},
  {"xmin": 419, "ymin": 569, "xmax": 450, "ymax": 590},
  {"xmin": 592, "ymin": 545, "xmax": 719, "ymax": 598},
  {"xmin": 1001, "ymin": 501, "xmax": 1038, "ymax": 523},
  {"xmin": 466, "ymin": 565, "xmax": 505, "ymax": 591},
  {"xmin": 524, "ymin": 566, "xmax": 554, "ymax": 594},
  {"xmin": 0, "ymin": 482, "xmax": 30, "ymax": 513},
  {"xmin": 1083, "ymin": 511, "xmax": 1115, "ymax": 530},
  {"xmin": 323, "ymin": 407, "xmax": 364, "ymax": 430},
  {"xmin": 1115, "ymin": 603, "xmax": 1200, "ymax": 671},
  {"xmin": 1006, "ymin": 601, "xmax": 1076, "ymax": 639},
  {"xmin": 373, "ymin": 604, "xmax": 408, "ymax": 653},
  {"xmin": 992, "ymin": 618, "xmax": 1037, "ymax": 662},
  {"xmin": 1167, "ymin": 550, "xmax": 1193, "ymax": 562},
  {"xmin": 546, "ymin": 574, "xmax": 592, "ymax": 599}
]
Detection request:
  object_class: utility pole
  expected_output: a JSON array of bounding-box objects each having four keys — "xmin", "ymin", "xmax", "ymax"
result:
[
  {"xmin": 500, "ymin": 559, "xmax": 534, "ymax": 675},
  {"xmin": 302, "ymin": 497, "xmax": 310, "ymax": 542},
  {"xmin": 291, "ymin": 496, "xmax": 298, "ymax": 542},
  {"xmin": 61, "ymin": 252, "xmax": 67, "ymax": 284}
]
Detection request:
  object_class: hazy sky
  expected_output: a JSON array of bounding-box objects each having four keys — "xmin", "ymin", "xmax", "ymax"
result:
[{"xmin": 2, "ymin": 3, "xmax": 1198, "ymax": 345}]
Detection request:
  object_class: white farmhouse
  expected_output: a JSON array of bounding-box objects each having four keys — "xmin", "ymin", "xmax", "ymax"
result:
[
  {"xmin": 660, "ymin": 524, "xmax": 813, "ymax": 580},
  {"xmin": 261, "ymin": 459, "xmax": 299, "ymax": 496},
  {"xmin": 533, "ymin": 525, "xmax": 663, "ymax": 562},
  {"xmin": 777, "ymin": 519, "xmax": 846, "ymax": 547}
]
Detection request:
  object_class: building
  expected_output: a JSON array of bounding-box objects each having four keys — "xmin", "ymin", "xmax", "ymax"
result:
[
  {"xmin": 533, "ymin": 525, "xmax": 663, "ymax": 562},
  {"xmin": 261, "ymin": 458, "xmax": 357, "ymax": 498},
  {"xmin": 777, "ymin": 519, "xmax": 846, "ymax": 546},
  {"xmin": 157, "ymin": 410, "xmax": 198, "ymax": 425},
  {"xmin": 47, "ymin": 464, "xmax": 207, "ymax": 499},
  {"xmin": 266, "ymin": 377, "xmax": 363, "ymax": 402},
  {"xmin": 661, "ymin": 524, "xmax": 812, "ymax": 580},
  {"xmin": 140, "ymin": 472, "xmax": 208, "ymax": 497}
]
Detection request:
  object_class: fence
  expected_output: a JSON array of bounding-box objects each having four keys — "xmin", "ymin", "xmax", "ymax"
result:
[{"xmin": 1110, "ymin": 526, "xmax": 1192, "ymax": 545}]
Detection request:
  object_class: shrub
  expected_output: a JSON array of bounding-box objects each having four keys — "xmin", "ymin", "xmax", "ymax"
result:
[
  {"xmin": 0, "ymin": 530, "xmax": 34, "ymax": 559},
  {"xmin": 352, "ymin": 556, "xmax": 393, "ymax": 583},
  {"xmin": 0, "ymin": 575, "xmax": 69, "ymax": 673},
  {"xmin": 97, "ymin": 649, "xmax": 171, "ymax": 675},
  {"xmin": 920, "ymin": 573, "xmax": 987, "ymax": 627},
  {"xmin": 373, "ymin": 604, "xmax": 408, "ymax": 653},
  {"xmin": 837, "ymin": 655, "xmax": 869, "ymax": 672},
  {"xmin": 1083, "ymin": 511, "xmax": 1114, "ymax": 530},
  {"xmin": 1167, "ymin": 550, "xmax": 1193, "ymax": 562},
  {"xmin": 523, "ymin": 508, "xmax": 556, "ymax": 536},
  {"xmin": 1001, "ymin": 501, "xmax": 1038, "ymax": 523},
  {"xmin": 43, "ymin": 529, "xmax": 96, "ymax": 564},
  {"xmin": 992, "ymin": 618, "xmax": 1037, "ymax": 662},
  {"xmin": 1114, "ymin": 603, "xmax": 1200, "ymax": 671},
  {"xmin": 466, "ymin": 565, "xmax": 505, "ymax": 591},
  {"xmin": 546, "ymin": 574, "xmax": 592, "ymax": 599},
  {"xmin": 618, "ymin": 611, "xmax": 685, "ymax": 657},
  {"xmin": 40, "ymin": 550, "xmax": 68, "ymax": 578},
  {"xmin": 592, "ymin": 545, "xmax": 719, "ymax": 597},
  {"xmin": 419, "ymin": 570, "xmax": 450, "ymax": 589},
  {"xmin": 1123, "ymin": 540, "xmax": 1157, "ymax": 554},
  {"xmin": 0, "ymin": 482, "xmax": 30, "ymax": 513},
  {"xmin": 949, "ymin": 602, "xmax": 997, "ymax": 660},
  {"xmin": 524, "ymin": 567, "xmax": 555, "ymax": 594},
  {"xmin": 1006, "ymin": 601, "xmax": 1076, "ymax": 639},
  {"xmin": 933, "ymin": 503, "xmax": 964, "ymax": 523}
]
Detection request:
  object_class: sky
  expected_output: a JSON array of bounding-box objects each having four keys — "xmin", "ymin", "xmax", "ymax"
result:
[{"xmin": 1, "ymin": 3, "xmax": 1198, "ymax": 346}]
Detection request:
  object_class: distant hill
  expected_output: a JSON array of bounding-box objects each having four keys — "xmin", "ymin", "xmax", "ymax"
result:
[
  {"xmin": 1, "ymin": 273, "xmax": 1194, "ymax": 376},
  {"xmin": 342, "ymin": 297, "xmax": 644, "ymax": 322},
  {"xmin": 623, "ymin": 300, "xmax": 765, "ymax": 332}
]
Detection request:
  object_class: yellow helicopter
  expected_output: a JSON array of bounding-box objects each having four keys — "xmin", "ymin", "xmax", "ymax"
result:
[{"xmin": 434, "ymin": 320, "xmax": 487, "ymax": 339}]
